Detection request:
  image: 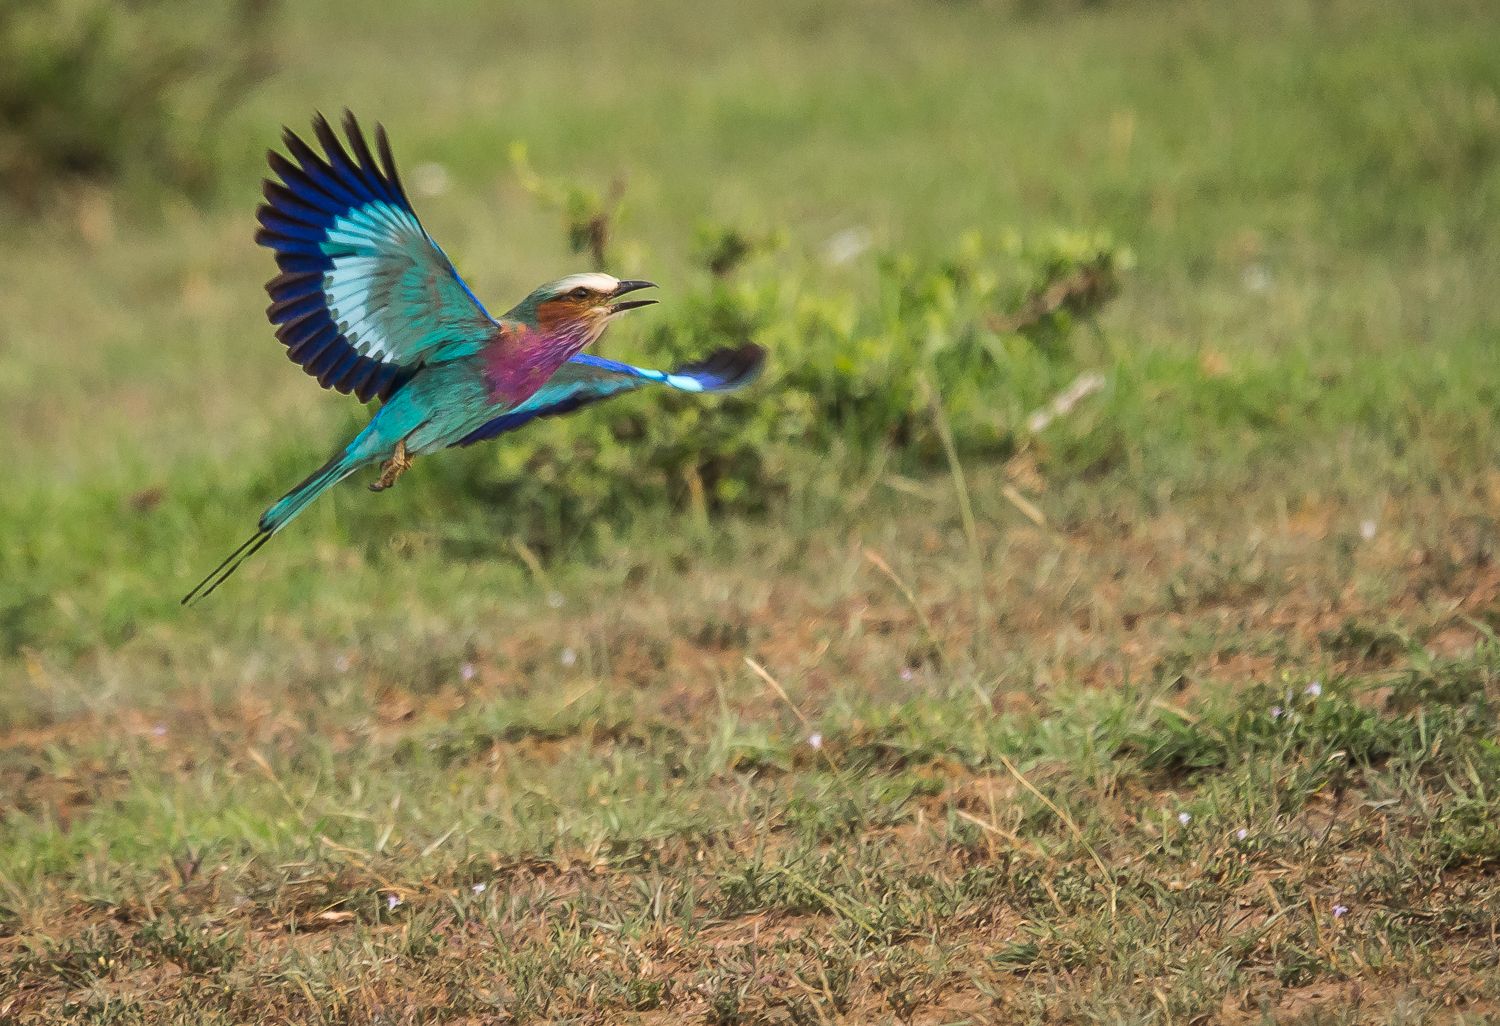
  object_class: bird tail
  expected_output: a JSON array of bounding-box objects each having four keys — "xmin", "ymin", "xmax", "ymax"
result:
[{"xmin": 181, "ymin": 451, "xmax": 363, "ymax": 605}]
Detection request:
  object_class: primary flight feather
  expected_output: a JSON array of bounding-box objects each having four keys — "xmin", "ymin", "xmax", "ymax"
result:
[{"xmin": 184, "ymin": 112, "xmax": 764, "ymax": 603}]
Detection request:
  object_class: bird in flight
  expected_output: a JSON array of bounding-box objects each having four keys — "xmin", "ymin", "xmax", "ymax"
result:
[{"xmin": 184, "ymin": 112, "xmax": 764, "ymax": 604}]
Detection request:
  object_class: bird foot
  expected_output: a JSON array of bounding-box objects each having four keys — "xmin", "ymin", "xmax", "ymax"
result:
[{"xmin": 369, "ymin": 441, "xmax": 412, "ymax": 492}]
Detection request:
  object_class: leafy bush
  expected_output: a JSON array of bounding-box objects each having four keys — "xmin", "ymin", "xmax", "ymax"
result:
[
  {"xmin": 424, "ymin": 218, "xmax": 1128, "ymax": 543},
  {"xmin": 0, "ymin": 0, "xmax": 274, "ymax": 204}
]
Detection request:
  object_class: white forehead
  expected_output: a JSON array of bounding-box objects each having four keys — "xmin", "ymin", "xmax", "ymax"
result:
[{"xmin": 551, "ymin": 272, "xmax": 619, "ymax": 294}]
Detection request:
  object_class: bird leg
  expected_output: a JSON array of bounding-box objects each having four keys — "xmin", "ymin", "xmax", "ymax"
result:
[{"xmin": 369, "ymin": 441, "xmax": 413, "ymax": 492}]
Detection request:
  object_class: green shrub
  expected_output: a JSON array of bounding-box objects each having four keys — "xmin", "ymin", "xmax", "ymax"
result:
[
  {"xmin": 0, "ymin": 0, "xmax": 274, "ymax": 204},
  {"xmin": 422, "ymin": 226, "xmax": 1128, "ymax": 542}
]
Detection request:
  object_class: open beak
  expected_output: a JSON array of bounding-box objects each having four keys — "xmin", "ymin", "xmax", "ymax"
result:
[{"xmin": 608, "ymin": 279, "xmax": 658, "ymax": 315}]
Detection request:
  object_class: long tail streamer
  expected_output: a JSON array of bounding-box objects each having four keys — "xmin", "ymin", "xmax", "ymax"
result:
[{"xmin": 181, "ymin": 454, "xmax": 358, "ymax": 605}]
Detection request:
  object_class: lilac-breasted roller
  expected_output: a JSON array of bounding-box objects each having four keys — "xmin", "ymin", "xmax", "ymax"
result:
[{"xmin": 183, "ymin": 112, "xmax": 765, "ymax": 603}]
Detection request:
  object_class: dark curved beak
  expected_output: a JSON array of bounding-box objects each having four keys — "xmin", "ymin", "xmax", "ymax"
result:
[{"xmin": 609, "ymin": 279, "xmax": 658, "ymax": 315}]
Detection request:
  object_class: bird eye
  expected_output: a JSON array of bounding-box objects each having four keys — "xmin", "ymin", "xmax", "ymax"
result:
[{"xmin": 569, "ymin": 287, "xmax": 591, "ymax": 301}]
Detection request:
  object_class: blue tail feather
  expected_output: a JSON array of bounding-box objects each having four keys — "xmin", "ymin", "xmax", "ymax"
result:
[
  {"xmin": 182, "ymin": 452, "xmax": 361, "ymax": 605},
  {"xmin": 258, "ymin": 455, "xmax": 358, "ymax": 534}
]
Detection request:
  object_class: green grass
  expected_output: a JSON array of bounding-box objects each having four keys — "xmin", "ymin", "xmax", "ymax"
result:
[{"xmin": 3, "ymin": 0, "xmax": 1500, "ymax": 1021}]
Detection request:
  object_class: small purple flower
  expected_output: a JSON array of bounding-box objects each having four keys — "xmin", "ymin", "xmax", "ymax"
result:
[
  {"xmin": 152, "ymin": 723, "xmax": 168, "ymax": 738},
  {"xmin": 808, "ymin": 733, "xmax": 824, "ymax": 751},
  {"xmin": 461, "ymin": 662, "xmax": 477, "ymax": 682},
  {"xmin": 1270, "ymin": 705, "xmax": 1283, "ymax": 720},
  {"xmin": 386, "ymin": 893, "xmax": 402, "ymax": 911},
  {"xmin": 1236, "ymin": 828, "xmax": 1248, "ymax": 841},
  {"xmin": 1305, "ymin": 681, "xmax": 1322, "ymax": 698},
  {"xmin": 1332, "ymin": 903, "xmax": 1348, "ymax": 919},
  {"xmin": 471, "ymin": 883, "xmax": 487, "ymax": 895},
  {"xmin": 900, "ymin": 667, "xmax": 915, "ymax": 682}
]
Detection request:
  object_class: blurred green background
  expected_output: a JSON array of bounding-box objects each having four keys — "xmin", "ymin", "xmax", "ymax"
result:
[
  {"xmin": 4, "ymin": 0, "xmax": 1498, "ymax": 675},
  {"xmin": 1, "ymin": 0, "xmax": 1497, "ymax": 691},
  {"xmin": 3, "ymin": 0, "xmax": 1494, "ymax": 627},
  {"xmin": 4, "ymin": 2, "xmax": 1500, "ymax": 1021}
]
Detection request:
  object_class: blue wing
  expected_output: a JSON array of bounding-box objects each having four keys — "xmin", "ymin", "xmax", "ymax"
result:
[
  {"xmin": 453, "ymin": 343, "xmax": 766, "ymax": 448},
  {"xmin": 257, "ymin": 111, "xmax": 496, "ymax": 403}
]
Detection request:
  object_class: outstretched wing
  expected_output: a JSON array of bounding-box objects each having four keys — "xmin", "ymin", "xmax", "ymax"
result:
[
  {"xmin": 256, "ymin": 111, "xmax": 497, "ymax": 403},
  {"xmin": 453, "ymin": 343, "xmax": 766, "ymax": 447}
]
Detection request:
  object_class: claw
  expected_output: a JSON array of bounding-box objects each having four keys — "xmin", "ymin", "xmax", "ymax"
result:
[{"xmin": 369, "ymin": 440, "xmax": 412, "ymax": 492}]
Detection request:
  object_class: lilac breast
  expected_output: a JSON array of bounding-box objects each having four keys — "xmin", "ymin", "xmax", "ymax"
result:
[{"xmin": 484, "ymin": 325, "xmax": 590, "ymax": 406}]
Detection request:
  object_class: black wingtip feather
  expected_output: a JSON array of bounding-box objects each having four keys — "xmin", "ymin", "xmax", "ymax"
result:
[
  {"xmin": 266, "ymin": 150, "xmax": 323, "ymax": 202},
  {"xmin": 374, "ymin": 123, "xmax": 409, "ymax": 204},
  {"xmin": 679, "ymin": 342, "xmax": 767, "ymax": 390},
  {"xmin": 266, "ymin": 270, "xmax": 322, "ymax": 303},
  {"xmin": 342, "ymin": 117, "xmax": 389, "ymax": 201},
  {"xmin": 315, "ymin": 111, "xmax": 381, "ymax": 201},
  {"xmin": 267, "ymin": 298, "xmax": 322, "ymax": 332},
  {"xmin": 255, "ymin": 201, "xmax": 309, "ymax": 232},
  {"xmin": 282, "ymin": 125, "xmax": 340, "ymax": 184},
  {"xmin": 286, "ymin": 323, "xmax": 338, "ymax": 361},
  {"xmin": 341, "ymin": 110, "xmax": 371, "ymax": 163},
  {"xmin": 308, "ymin": 110, "xmax": 337, "ymax": 152},
  {"xmin": 311, "ymin": 112, "xmax": 350, "ymax": 165},
  {"xmin": 263, "ymin": 179, "xmax": 332, "ymax": 222}
]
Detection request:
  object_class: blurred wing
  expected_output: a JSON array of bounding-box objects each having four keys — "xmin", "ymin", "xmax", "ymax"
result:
[
  {"xmin": 257, "ymin": 111, "xmax": 497, "ymax": 403},
  {"xmin": 453, "ymin": 343, "xmax": 766, "ymax": 447}
]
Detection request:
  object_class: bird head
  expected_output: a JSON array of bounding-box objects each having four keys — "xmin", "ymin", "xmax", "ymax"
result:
[{"xmin": 508, "ymin": 273, "xmax": 657, "ymax": 345}]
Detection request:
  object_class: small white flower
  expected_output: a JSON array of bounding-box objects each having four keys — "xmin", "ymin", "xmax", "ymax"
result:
[
  {"xmin": 471, "ymin": 883, "xmax": 487, "ymax": 895},
  {"xmin": 386, "ymin": 893, "xmax": 402, "ymax": 910},
  {"xmin": 1359, "ymin": 520, "xmax": 1377, "ymax": 541},
  {"xmin": 152, "ymin": 723, "xmax": 167, "ymax": 738},
  {"xmin": 808, "ymin": 733, "xmax": 823, "ymax": 751},
  {"xmin": 1270, "ymin": 705, "xmax": 1283, "ymax": 720},
  {"xmin": 900, "ymin": 667, "xmax": 915, "ymax": 682},
  {"xmin": 461, "ymin": 662, "xmax": 477, "ymax": 682},
  {"xmin": 334, "ymin": 654, "xmax": 352, "ymax": 673},
  {"xmin": 1177, "ymin": 812, "xmax": 1191, "ymax": 826},
  {"xmin": 546, "ymin": 592, "xmax": 565, "ymax": 609},
  {"xmin": 1236, "ymin": 828, "xmax": 1249, "ymax": 841},
  {"xmin": 1305, "ymin": 681, "xmax": 1322, "ymax": 698},
  {"xmin": 560, "ymin": 647, "xmax": 578, "ymax": 668}
]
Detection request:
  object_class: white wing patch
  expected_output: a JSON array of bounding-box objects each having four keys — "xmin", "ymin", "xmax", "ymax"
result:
[{"xmin": 319, "ymin": 202, "xmax": 426, "ymax": 364}]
